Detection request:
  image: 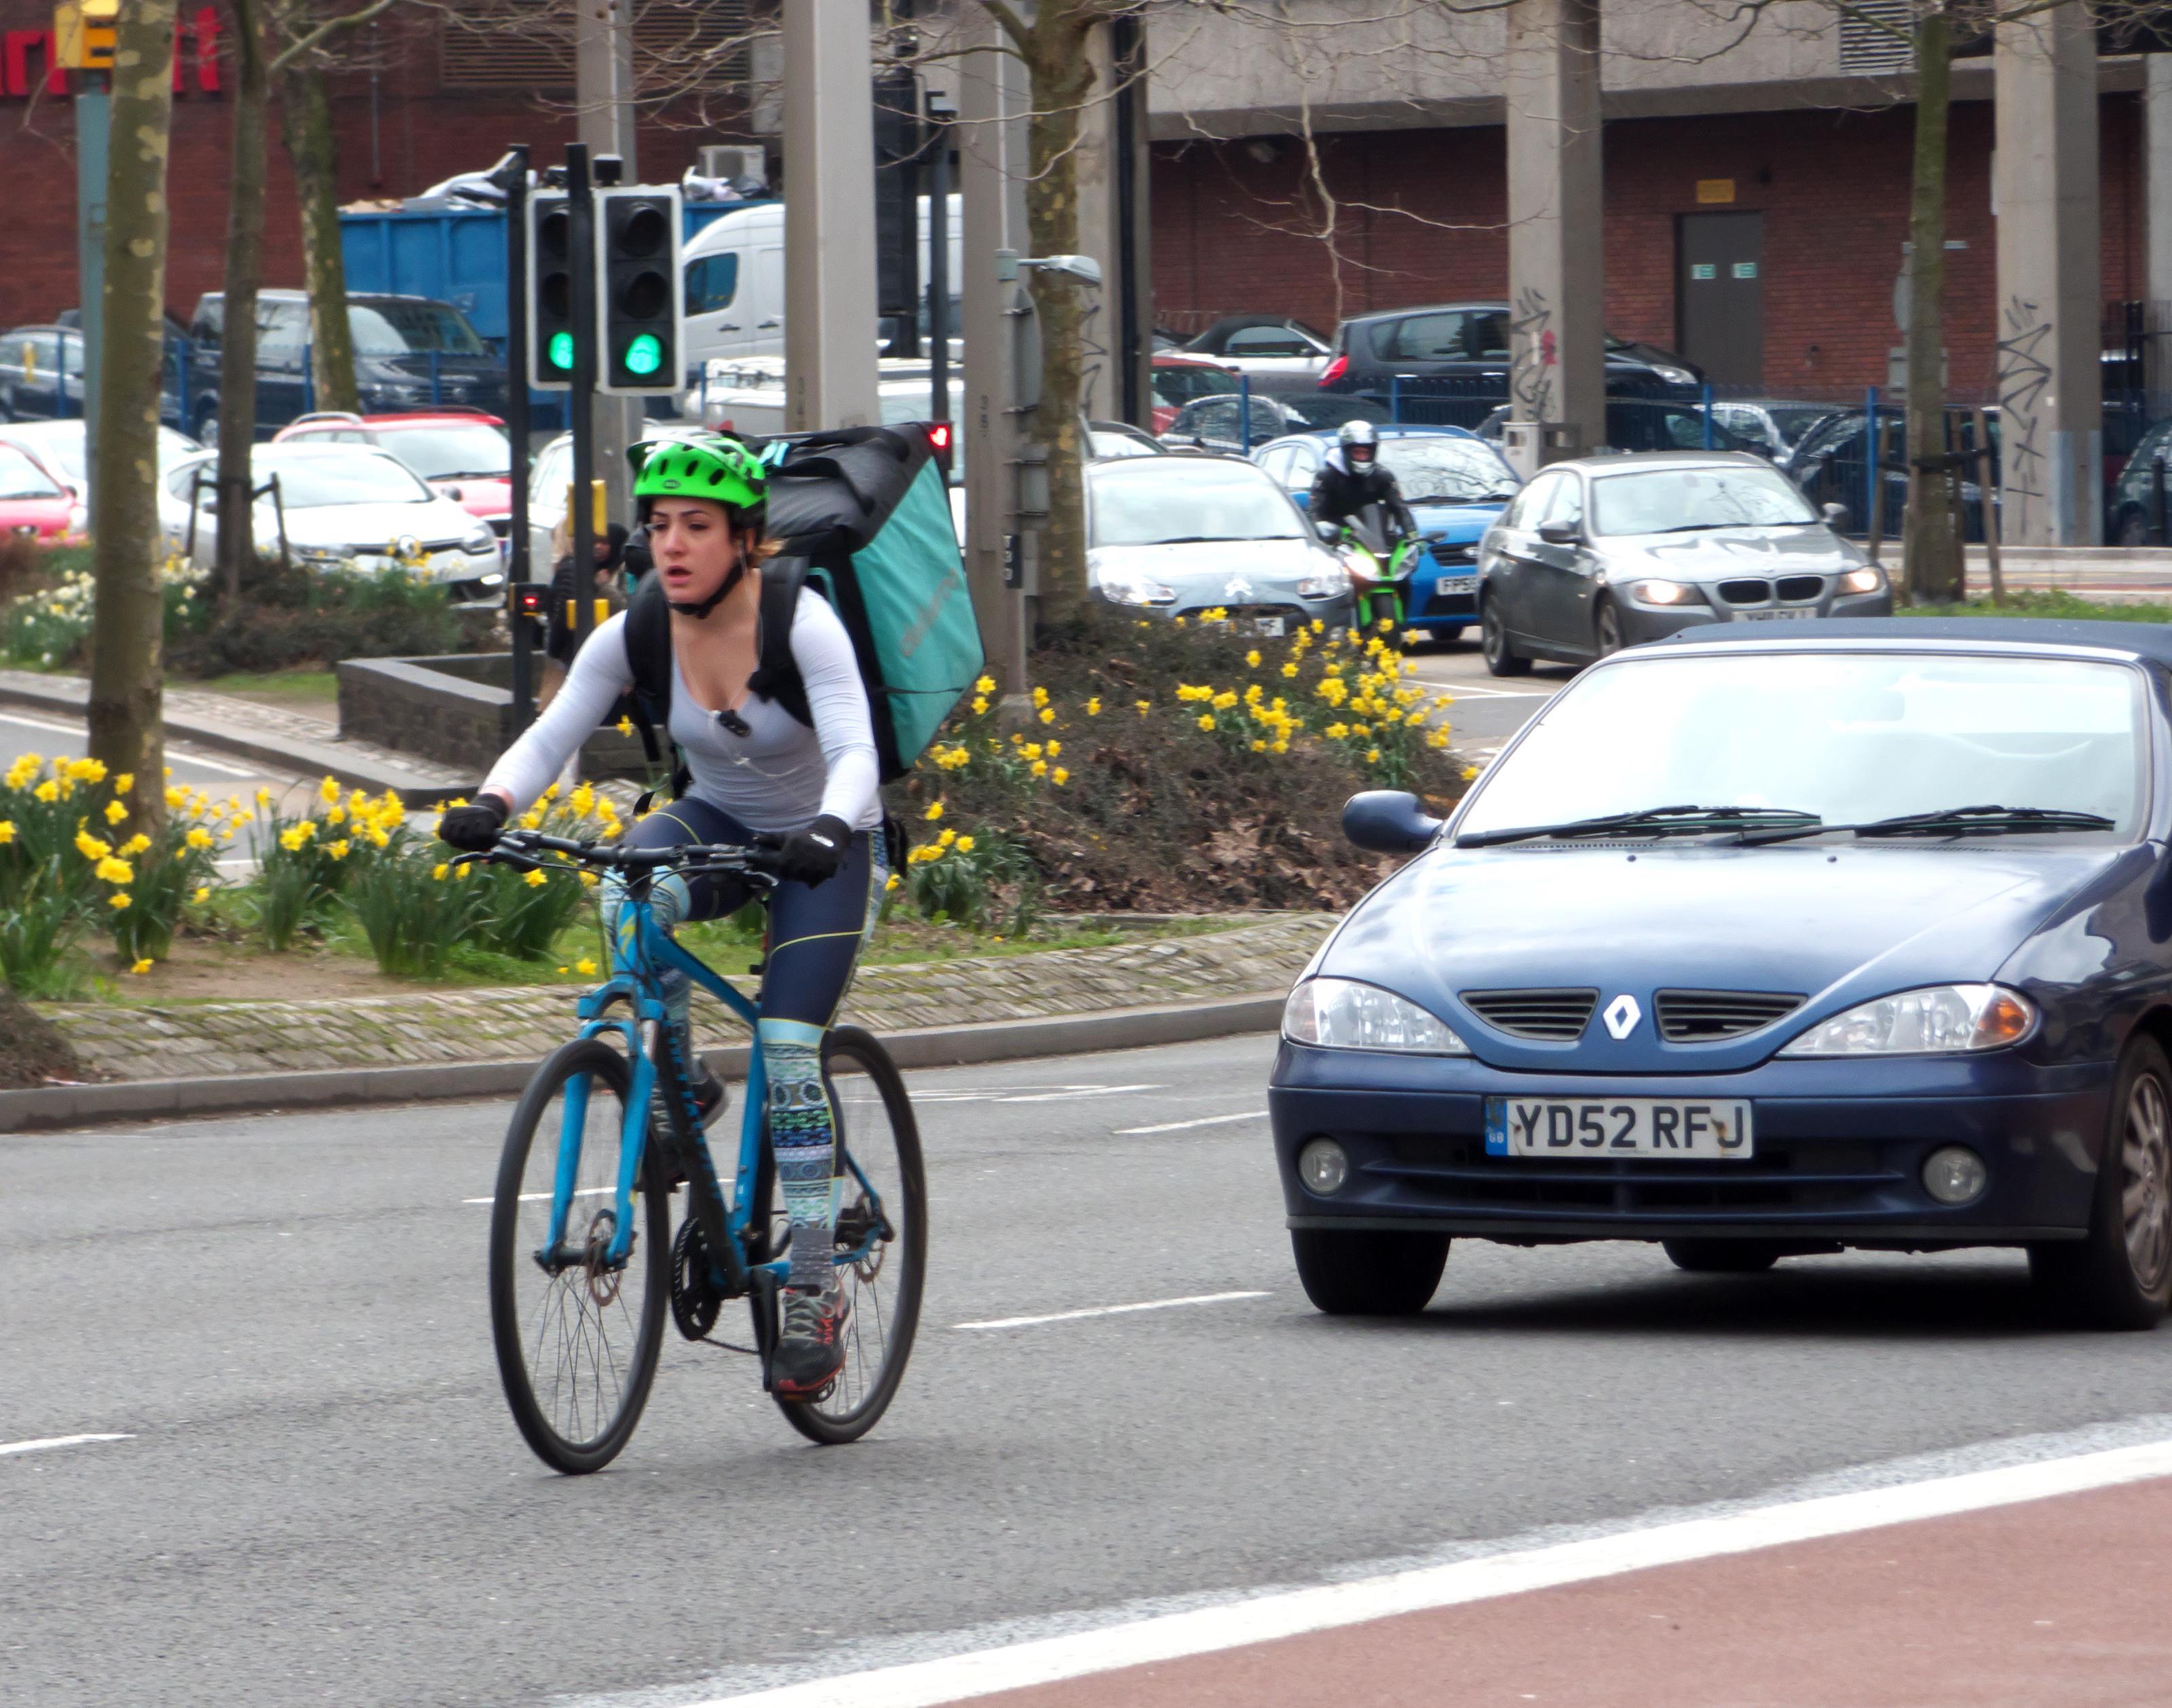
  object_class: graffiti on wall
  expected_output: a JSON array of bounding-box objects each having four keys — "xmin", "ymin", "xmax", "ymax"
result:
[
  {"xmin": 1996, "ymin": 292, "xmax": 2052, "ymax": 541},
  {"xmin": 1508, "ymin": 285, "xmax": 1556, "ymax": 423}
]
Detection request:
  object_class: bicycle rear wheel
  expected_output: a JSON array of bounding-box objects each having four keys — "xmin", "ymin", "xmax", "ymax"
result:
[
  {"xmin": 489, "ymin": 1038, "xmax": 669, "ymax": 1474},
  {"xmin": 763, "ymin": 1026, "xmax": 926, "ymax": 1445}
]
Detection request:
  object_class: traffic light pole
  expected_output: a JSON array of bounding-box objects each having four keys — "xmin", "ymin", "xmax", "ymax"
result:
[
  {"xmin": 567, "ymin": 143, "xmax": 598, "ymax": 649},
  {"xmin": 75, "ymin": 73, "xmax": 109, "ymax": 510},
  {"xmin": 497, "ymin": 144, "xmax": 536, "ymax": 730}
]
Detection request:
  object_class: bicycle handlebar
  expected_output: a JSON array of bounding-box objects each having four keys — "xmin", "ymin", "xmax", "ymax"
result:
[{"xmin": 453, "ymin": 828, "xmax": 782, "ymax": 886}]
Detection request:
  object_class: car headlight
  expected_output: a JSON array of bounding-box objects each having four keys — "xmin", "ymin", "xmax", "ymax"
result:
[
  {"xmin": 1778, "ymin": 984, "xmax": 2036, "ymax": 1057},
  {"xmin": 1283, "ymin": 978, "xmax": 1471, "ymax": 1055},
  {"xmin": 1651, "ymin": 364, "xmax": 1697, "ymax": 386},
  {"xmin": 1838, "ymin": 565, "xmax": 1886, "ymax": 595},
  {"xmin": 1094, "ymin": 564, "xmax": 1178, "ymax": 606},
  {"xmin": 1624, "ymin": 577, "xmax": 1706, "ymax": 607},
  {"xmin": 1296, "ymin": 563, "xmax": 1352, "ymax": 599}
]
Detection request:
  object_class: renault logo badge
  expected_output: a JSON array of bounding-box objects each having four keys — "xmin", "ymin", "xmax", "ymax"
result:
[{"xmin": 1603, "ymin": 994, "xmax": 1642, "ymax": 1040}]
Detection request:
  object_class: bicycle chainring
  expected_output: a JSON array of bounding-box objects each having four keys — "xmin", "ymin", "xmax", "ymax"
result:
[{"xmin": 670, "ymin": 1215, "xmax": 724, "ymax": 1341}]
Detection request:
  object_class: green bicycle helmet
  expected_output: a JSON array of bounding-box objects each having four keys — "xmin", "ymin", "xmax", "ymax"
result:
[{"xmin": 629, "ymin": 433, "xmax": 768, "ymax": 511}]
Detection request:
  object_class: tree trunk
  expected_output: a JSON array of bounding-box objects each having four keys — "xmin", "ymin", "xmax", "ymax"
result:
[
  {"xmin": 88, "ymin": 0, "xmax": 183, "ymax": 833},
  {"xmin": 1902, "ymin": 4, "xmax": 1962, "ymax": 603},
  {"xmin": 280, "ymin": 59, "xmax": 358, "ymax": 414},
  {"xmin": 214, "ymin": 0, "xmax": 268, "ymax": 600}
]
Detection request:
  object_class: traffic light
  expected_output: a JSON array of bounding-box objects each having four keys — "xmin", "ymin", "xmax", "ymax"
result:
[
  {"xmin": 526, "ymin": 191, "xmax": 574, "ymax": 390},
  {"xmin": 595, "ymin": 187, "xmax": 683, "ymax": 396}
]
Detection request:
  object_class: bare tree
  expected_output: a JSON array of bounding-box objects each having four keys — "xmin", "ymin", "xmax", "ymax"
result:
[{"xmin": 88, "ymin": 0, "xmax": 184, "ymax": 831}]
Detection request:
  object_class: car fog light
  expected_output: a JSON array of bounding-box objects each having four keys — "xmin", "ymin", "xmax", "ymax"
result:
[
  {"xmin": 1298, "ymin": 1138, "xmax": 1350, "ymax": 1196},
  {"xmin": 1923, "ymin": 1145, "xmax": 1988, "ymax": 1205}
]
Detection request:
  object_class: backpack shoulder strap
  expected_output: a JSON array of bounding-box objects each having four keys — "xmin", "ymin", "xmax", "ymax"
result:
[
  {"xmin": 745, "ymin": 555, "xmax": 814, "ymax": 728},
  {"xmin": 618, "ymin": 573, "xmax": 686, "ymax": 797}
]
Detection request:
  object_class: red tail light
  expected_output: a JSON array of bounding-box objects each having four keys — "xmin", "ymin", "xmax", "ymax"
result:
[{"xmin": 1319, "ymin": 354, "xmax": 1349, "ymax": 388}]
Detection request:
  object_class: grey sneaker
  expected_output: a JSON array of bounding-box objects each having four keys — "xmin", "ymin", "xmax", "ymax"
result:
[{"xmin": 772, "ymin": 1285, "xmax": 849, "ymax": 1399}]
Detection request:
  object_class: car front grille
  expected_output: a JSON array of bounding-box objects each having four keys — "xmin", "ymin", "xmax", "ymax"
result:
[
  {"xmin": 1377, "ymin": 1135, "xmax": 1900, "ymax": 1216},
  {"xmin": 1653, "ymin": 989, "xmax": 1805, "ymax": 1042},
  {"xmin": 1717, "ymin": 578, "xmax": 1772, "ymax": 605},
  {"xmin": 1461, "ymin": 988, "xmax": 1598, "ymax": 1040},
  {"xmin": 1776, "ymin": 574, "xmax": 1824, "ymax": 602},
  {"xmin": 1427, "ymin": 539, "xmax": 1476, "ymax": 563}
]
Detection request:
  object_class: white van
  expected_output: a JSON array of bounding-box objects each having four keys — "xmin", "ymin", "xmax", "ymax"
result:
[{"xmin": 681, "ymin": 195, "xmax": 964, "ymax": 370}]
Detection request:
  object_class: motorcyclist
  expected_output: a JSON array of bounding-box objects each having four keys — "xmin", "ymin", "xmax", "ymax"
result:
[{"xmin": 1309, "ymin": 420, "xmax": 1418, "ymax": 545}]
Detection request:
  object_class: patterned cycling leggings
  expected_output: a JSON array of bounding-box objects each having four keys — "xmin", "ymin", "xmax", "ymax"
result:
[{"xmin": 600, "ymin": 795, "xmax": 888, "ymax": 1291}]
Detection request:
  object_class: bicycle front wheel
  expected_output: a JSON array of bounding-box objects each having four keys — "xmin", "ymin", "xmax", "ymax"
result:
[
  {"xmin": 767, "ymin": 1026, "xmax": 927, "ymax": 1445},
  {"xmin": 489, "ymin": 1038, "xmax": 669, "ymax": 1474}
]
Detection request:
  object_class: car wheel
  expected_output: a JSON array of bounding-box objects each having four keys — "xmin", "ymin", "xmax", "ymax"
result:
[
  {"xmin": 2118, "ymin": 507, "xmax": 2152, "ymax": 549},
  {"xmin": 1662, "ymin": 1239, "xmax": 1780, "ymax": 1274},
  {"xmin": 1594, "ymin": 597, "xmax": 1625, "ymax": 658},
  {"xmin": 2030, "ymin": 1036, "xmax": 2172, "ymax": 1330},
  {"xmin": 1290, "ymin": 1228, "xmax": 1449, "ymax": 1316},
  {"xmin": 1480, "ymin": 599, "xmax": 1531, "ymax": 678}
]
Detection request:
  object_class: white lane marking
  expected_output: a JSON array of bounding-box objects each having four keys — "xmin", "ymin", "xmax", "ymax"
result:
[
  {"xmin": 462, "ymin": 1185, "xmax": 614, "ymax": 1206},
  {"xmin": 0, "ymin": 710, "xmax": 88, "ymax": 738},
  {"xmin": 1115, "ymin": 1109, "xmax": 1267, "ymax": 1135},
  {"xmin": 1421, "ymin": 681, "xmax": 1549, "ymax": 700},
  {"xmin": 0, "ymin": 1433, "xmax": 134, "ymax": 1459},
  {"xmin": 989, "ymin": 1083, "xmax": 1161, "ymax": 1105},
  {"xmin": 954, "ymin": 1291, "xmax": 1269, "ymax": 1331},
  {"xmin": 0, "ymin": 713, "xmax": 261, "ymax": 779},
  {"xmin": 912, "ymin": 1083, "xmax": 1160, "ymax": 1106},
  {"xmin": 165, "ymin": 746, "xmax": 263, "ymax": 780},
  {"xmin": 687, "ymin": 1436, "xmax": 2172, "ymax": 1708}
]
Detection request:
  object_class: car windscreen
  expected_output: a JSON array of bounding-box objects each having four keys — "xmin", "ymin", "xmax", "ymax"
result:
[
  {"xmin": 0, "ymin": 447, "xmax": 61, "ymax": 501},
  {"xmin": 349, "ymin": 302, "xmax": 488, "ymax": 357},
  {"xmin": 260, "ymin": 455, "xmax": 432, "ymax": 508},
  {"xmin": 0, "ymin": 427, "xmax": 81, "ymax": 486},
  {"xmin": 1590, "ymin": 466, "xmax": 1816, "ymax": 535},
  {"xmin": 1767, "ymin": 406, "xmax": 1834, "ymax": 447},
  {"xmin": 1090, "ymin": 463, "xmax": 1303, "ymax": 545},
  {"xmin": 1378, "ymin": 438, "xmax": 1518, "ymax": 503},
  {"xmin": 1459, "ymin": 651, "xmax": 2148, "ymax": 839},
  {"xmin": 377, "ymin": 424, "xmax": 510, "ymax": 480}
]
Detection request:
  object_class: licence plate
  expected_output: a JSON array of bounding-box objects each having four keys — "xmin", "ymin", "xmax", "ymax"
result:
[
  {"xmin": 1434, "ymin": 573, "xmax": 1477, "ymax": 596},
  {"xmin": 1484, "ymin": 1097, "xmax": 1755, "ymax": 1158},
  {"xmin": 1250, "ymin": 616, "xmax": 1286, "ymax": 637},
  {"xmin": 1740, "ymin": 607, "xmax": 1815, "ymax": 622}
]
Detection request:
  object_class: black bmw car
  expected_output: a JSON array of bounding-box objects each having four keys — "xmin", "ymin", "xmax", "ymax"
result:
[{"xmin": 1273, "ymin": 619, "xmax": 2172, "ymax": 1329}]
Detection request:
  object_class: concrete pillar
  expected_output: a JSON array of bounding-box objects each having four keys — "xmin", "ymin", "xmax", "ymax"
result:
[
  {"xmin": 1994, "ymin": 3, "xmax": 2102, "ymax": 547},
  {"xmin": 1074, "ymin": 19, "xmax": 1154, "ymax": 428},
  {"xmin": 2145, "ymin": 56, "xmax": 2172, "ymax": 392},
  {"xmin": 576, "ymin": 0, "xmax": 639, "ymax": 516},
  {"xmin": 1502, "ymin": 0, "xmax": 1606, "ymax": 476},
  {"xmin": 783, "ymin": 0, "xmax": 880, "ymax": 432},
  {"xmin": 958, "ymin": 18, "xmax": 1030, "ymax": 691}
]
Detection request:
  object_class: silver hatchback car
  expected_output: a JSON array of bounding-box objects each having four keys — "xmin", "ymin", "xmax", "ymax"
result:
[{"xmin": 1476, "ymin": 451, "xmax": 1892, "ymax": 676}]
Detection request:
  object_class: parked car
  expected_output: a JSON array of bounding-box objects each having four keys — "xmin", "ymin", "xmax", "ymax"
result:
[
  {"xmin": 526, "ymin": 416, "xmax": 676, "ymax": 571},
  {"xmin": 1708, "ymin": 398, "xmax": 1848, "ymax": 460},
  {"xmin": 0, "ymin": 419, "xmax": 201, "ymax": 500},
  {"xmin": 1088, "ymin": 420, "xmax": 1166, "ymax": 459},
  {"xmin": 1180, "ymin": 315, "xmax": 1334, "ymax": 379},
  {"xmin": 1162, "ymin": 391, "xmax": 1390, "ymax": 457},
  {"xmin": 1782, "ymin": 405, "xmax": 1998, "ymax": 544},
  {"xmin": 1150, "ymin": 352, "xmax": 1240, "ymax": 432},
  {"xmin": 1476, "ymin": 451, "xmax": 1890, "ymax": 675},
  {"xmin": 1476, "ymin": 399, "xmax": 1766, "ymax": 458},
  {"xmin": 0, "ymin": 442, "xmax": 79, "ymax": 541},
  {"xmin": 0, "ymin": 322, "xmax": 189, "ymax": 431},
  {"xmin": 1319, "ymin": 303, "xmax": 1701, "ymax": 425},
  {"xmin": 2108, "ymin": 417, "xmax": 2172, "ymax": 546},
  {"xmin": 1085, "ymin": 453, "xmax": 1353, "ymax": 631},
  {"xmin": 1284, "ymin": 618, "xmax": 2172, "ymax": 1326},
  {"xmin": 272, "ymin": 409, "xmax": 513, "ymax": 538},
  {"xmin": 162, "ymin": 442, "xmax": 504, "ymax": 604},
  {"xmin": 1254, "ymin": 425, "xmax": 1521, "ymax": 643},
  {"xmin": 185, "ymin": 290, "xmax": 506, "ymax": 446}
]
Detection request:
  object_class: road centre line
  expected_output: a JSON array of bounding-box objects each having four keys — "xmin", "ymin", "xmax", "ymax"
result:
[
  {"xmin": 988, "ymin": 1084, "xmax": 1161, "ymax": 1104},
  {"xmin": 463, "ymin": 1186, "xmax": 613, "ymax": 1206},
  {"xmin": 954, "ymin": 1291, "xmax": 1269, "ymax": 1331},
  {"xmin": 691, "ymin": 1435, "xmax": 2172, "ymax": 1708},
  {"xmin": 911, "ymin": 1083, "xmax": 1161, "ymax": 1105},
  {"xmin": 0, "ymin": 713, "xmax": 262, "ymax": 778},
  {"xmin": 1115, "ymin": 1110, "xmax": 1268, "ymax": 1135},
  {"xmin": 0, "ymin": 1433, "xmax": 134, "ymax": 1459}
]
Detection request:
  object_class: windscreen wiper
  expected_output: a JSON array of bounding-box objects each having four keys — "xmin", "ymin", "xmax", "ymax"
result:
[
  {"xmin": 1735, "ymin": 804, "xmax": 2117, "ymax": 846},
  {"xmin": 1647, "ymin": 521, "xmax": 1745, "ymax": 534},
  {"xmin": 1457, "ymin": 803, "xmax": 1821, "ymax": 849}
]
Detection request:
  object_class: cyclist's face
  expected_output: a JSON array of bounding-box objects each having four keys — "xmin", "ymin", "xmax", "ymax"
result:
[{"xmin": 649, "ymin": 498, "xmax": 746, "ymax": 605}]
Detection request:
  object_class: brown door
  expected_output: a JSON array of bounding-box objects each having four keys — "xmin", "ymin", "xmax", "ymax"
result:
[{"xmin": 1677, "ymin": 212, "xmax": 1763, "ymax": 390}]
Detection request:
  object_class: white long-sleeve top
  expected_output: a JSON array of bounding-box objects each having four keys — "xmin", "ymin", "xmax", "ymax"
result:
[{"xmin": 483, "ymin": 590, "xmax": 882, "ymax": 834}]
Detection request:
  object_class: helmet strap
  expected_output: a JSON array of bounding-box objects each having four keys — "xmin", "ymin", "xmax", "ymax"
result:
[{"xmin": 667, "ymin": 558, "xmax": 747, "ymax": 620}]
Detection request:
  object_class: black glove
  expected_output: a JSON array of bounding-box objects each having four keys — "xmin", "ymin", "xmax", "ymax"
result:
[
  {"xmin": 769, "ymin": 814, "xmax": 851, "ymax": 886},
  {"xmin": 438, "ymin": 795, "xmax": 510, "ymax": 852}
]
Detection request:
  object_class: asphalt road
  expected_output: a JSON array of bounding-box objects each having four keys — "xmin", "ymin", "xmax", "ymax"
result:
[
  {"xmin": 1403, "ymin": 638, "xmax": 1575, "ymax": 765},
  {"xmin": 9, "ymin": 1032, "xmax": 2172, "ymax": 1707}
]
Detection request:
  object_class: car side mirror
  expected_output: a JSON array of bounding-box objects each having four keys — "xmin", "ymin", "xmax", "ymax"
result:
[
  {"xmin": 445, "ymin": 485, "xmax": 464, "ymax": 501},
  {"xmin": 1342, "ymin": 789, "xmax": 1442, "ymax": 855},
  {"xmin": 1821, "ymin": 501, "xmax": 1849, "ymax": 529},
  {"xmin": 1537, "ymin": 521, "xmax": 1578, "ymax": 546}
]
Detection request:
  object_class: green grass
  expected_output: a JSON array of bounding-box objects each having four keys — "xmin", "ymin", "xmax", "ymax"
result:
[
  {"xmin": 179, "ymin": 668, "xmax": 341, "ymax": 705},
  {"xmin": 1898, "ymin": 590, "xmax": 2172, "ymax": 624}
]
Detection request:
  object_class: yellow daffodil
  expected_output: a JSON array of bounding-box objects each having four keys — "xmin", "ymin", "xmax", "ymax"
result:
[
  {"xmin": 1045, "ymin": 740, "xmax": 1061, "ymax": 758},
  {"xmin": 1135, "ymin": 700, "xmax": 1150, "ymax": 715},
  {"xmin": 1366, "ymin": 748, "xmax": 1381, "ymax": 763},
  {"xmin": 1272, "ymin": 740, "xmax": 1290, "ymax": 755},
  {"xmin": 975, "ymin": 675, "xmax": 996, "ymax": 695},
  {"xmin": 185, "ymin": 827, "xmax": 214, "ymax": 850},
  {"xmin": 1022, "ymin": 742, "xmax": 1042, "ymax": 761},
  {"xmin": 1197, "ymin": 713, "xmax": 1216, "ymax": 732},
  {"xmin": 1246, "ymin": 649, "xmax": 1262, "ymax": 668},
  {"xmin": 576, "ymin": 957, "xmax": 598, "ymax": 976},
  {"xmin": 319, "ymin": 776, "xmax": 341, "ymax": 805},
  {"xmin": 1251, "ymin": 739, "xmax": 1267, "ymax": 753},
  {"xmin": 94, "ymin": 855, "xmax": 133, "ymax": 884},
  {"xmin": 327, "ymin": 839, "xmax": 352, "ymax": 860},
  {"xmin": 924, "ymin": 801, "xmax": 944, "ymax": 821},
  {"xmin": 954, "ymin": 835, "xmax": 975, "ymax": 853},
  {"xmin": 971, "ymin": 696, "xmax": 990, "ymax": 716},
  {"xmin": 432, "ymin": 862, "xmax": 450, "ymax": 881},
  {"xmin": 558, "ymin": 966, "xmax": 570, "ymax": 975},
  {"xmin": 0, "ymin": 821, "xmax": 14, "ymax": 846},
  {"xmin": 1031, "ymin": 759, "xmax": 1049, "ymax": 778},
  {"xmin": 885, "ymin": 872, "xmax": 901, "ymax": 891},
  {"xmin": 523, "ymin": 868, "xmax": 548, "ymax": 888},
  {"xmin": 1085, "ymin": 697, "xmax": 1102, "ymax": 716},
  {"xmin": 70, "ymin": 757, "xmax": 107, "ymax": 784},
  {"xmin": 616, "ymin": 715, "xmax": 635, "ymax": 737},
  {"xmin": 937, "ymin": 827, "xmax": 957, "ymax": 848},
  {"xmin": 33, "ymin": 780, "xmax": 58, "ymax": 804},
  {"xmin": 192, "ymin": 886, "xmax": 210, "ymax": 904},
  {"xmin": 1037, "ymin": 706, "xmax": 1055, "ymax": 725},
  {"xmin": 1461, "ymin": 765, "xmax": 1480, "ymax": 781},
  {"xmin": 75, "ymin": 830, "xmax": 110, "ymax": 860},
  {"xmin": 108, "ymin": 892, "xmax": 131, "ymax": 910},
  {"xmin": 1031, "ymin": 685, "xmax": 1049, "ymax": 707},
  {"xmin": 102, "ymin": 799, "xmax": 128, "ymax": 826},
  {"xmin": 114, "ymin": 773, "xmax": 133, "ymax": 794},
  {"xmin": 130, "ymin": 958, "xmax": 153, "ymax": 976}
]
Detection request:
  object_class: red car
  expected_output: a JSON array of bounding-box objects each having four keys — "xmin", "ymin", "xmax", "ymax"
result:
[
  {"xmin": 0, "ymin": 442, "xmax": 77, "ymax": 542},
  {"xmin": 1150, "ymin": 354, "xmax": 1239, "ymax": 434},
  {"xmin": 272, "ymin": 409, "xmax": 513, "ymax": 539}
]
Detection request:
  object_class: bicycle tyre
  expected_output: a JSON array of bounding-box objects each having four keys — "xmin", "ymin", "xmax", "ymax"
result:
[
  {"xmin": 489, "ymin": 1038, "xmax": 670, "ymax": 1474},
  {"xmin": 761, "ymin": 1026, "xmax": 927, "ymax": 1445}
]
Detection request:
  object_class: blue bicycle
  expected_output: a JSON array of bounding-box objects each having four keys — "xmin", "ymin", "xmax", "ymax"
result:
[{"xmin": 473, "ymin": 830, "xmax": 926, "ymax": 1475}]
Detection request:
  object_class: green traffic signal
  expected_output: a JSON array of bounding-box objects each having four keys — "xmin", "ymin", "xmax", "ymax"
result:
[
  {"xmin": 547, "ymin": 330, "xmax": 575, "ymax": 373},
  {"xmin": 623, "ymin": 333, "xmax": 663, "ymax": 377}
]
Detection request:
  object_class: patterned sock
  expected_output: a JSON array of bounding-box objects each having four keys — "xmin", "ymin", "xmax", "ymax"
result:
[{"xmin": 760, "ymin": 1017, "xmax": 839, "ymax": 1291}]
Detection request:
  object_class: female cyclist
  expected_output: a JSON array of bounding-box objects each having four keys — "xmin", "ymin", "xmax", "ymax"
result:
[{"xmin": 437, "ymin": 434, "xmax": 887, "ymax": 1399}]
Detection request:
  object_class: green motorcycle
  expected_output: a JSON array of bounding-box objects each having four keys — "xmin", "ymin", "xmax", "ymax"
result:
[{"xmin": 1328, "ymin": 501, "xmax": 1421, "ymax": 634}]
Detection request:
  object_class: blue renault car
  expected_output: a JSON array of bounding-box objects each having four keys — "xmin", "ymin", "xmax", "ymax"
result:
[
  {"xmin": 1273, "ymin": 619, "xmax": 2172, "ymax": 1329},
  {"xmin": 1253, "ymin": 425, "xmax": 1520, "ymax": 642}
]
